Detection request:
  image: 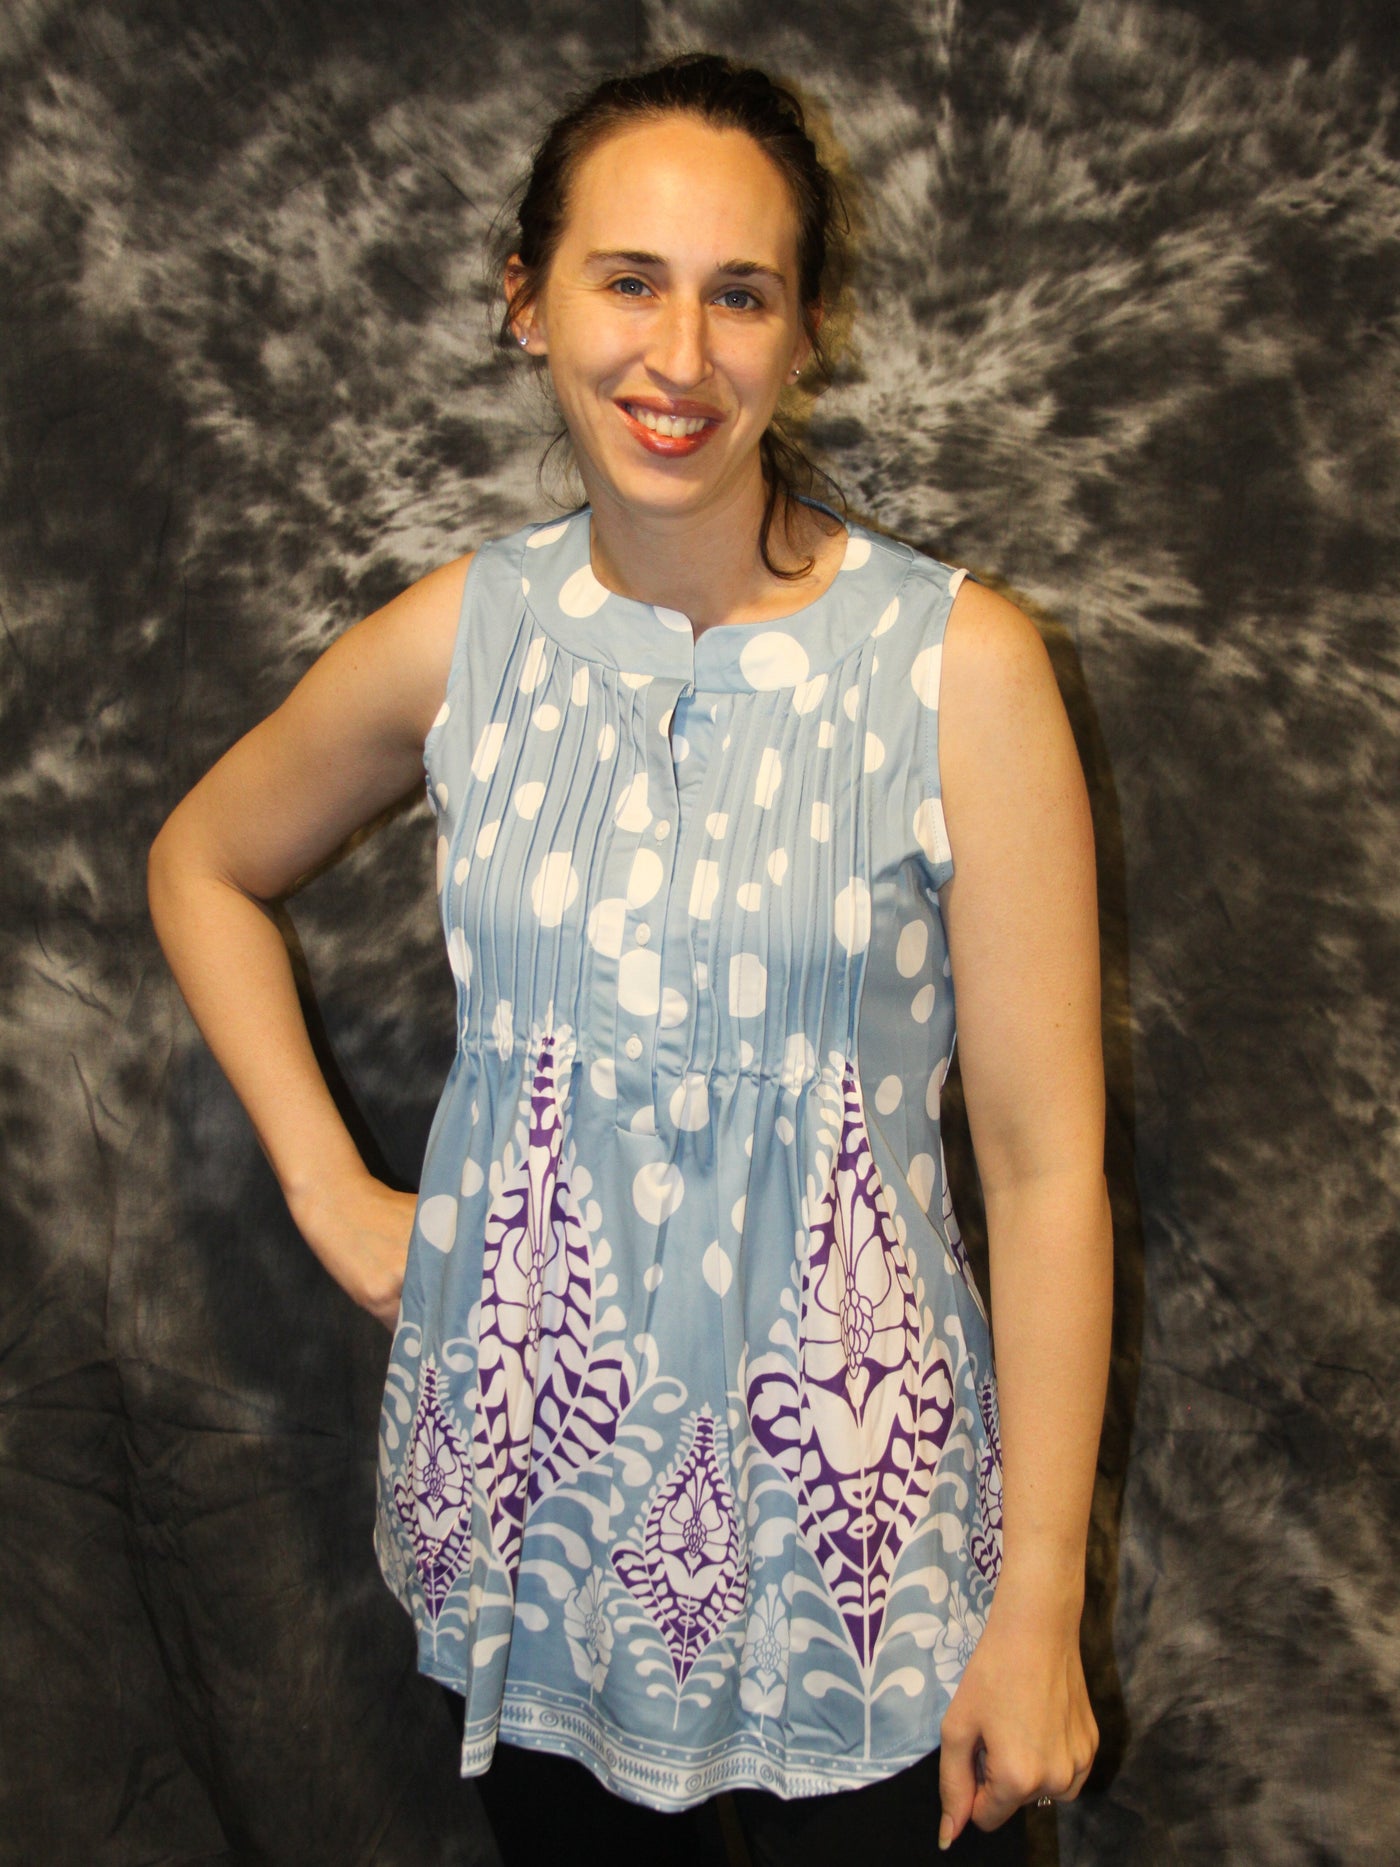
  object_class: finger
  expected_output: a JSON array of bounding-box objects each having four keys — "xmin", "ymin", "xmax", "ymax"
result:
[
  {"xmin": 938, "ymin": 1730, "xmax": 980, "ymax": 1850},
  {"xmin": 1061, "ymin": 1759, "xmax": 1094, "ymax": 1801},
  {"xmin": 970, "ymin": 1779, "xmax": 1027, "ymax": 1834}
]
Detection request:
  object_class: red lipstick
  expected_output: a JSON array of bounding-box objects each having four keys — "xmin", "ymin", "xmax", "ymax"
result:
[{"xmin": 615, "ymin": 398, "xmax": 721, "ymax": 458}]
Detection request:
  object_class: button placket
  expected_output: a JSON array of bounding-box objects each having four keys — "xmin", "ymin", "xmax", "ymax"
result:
[
  {"xmin": 613, "ymin": 673, "xmax": 691, "ymax": 1127},
  {"xmin": 658, "ymin": 689, "xmax": 725, "ymax": 1093}
]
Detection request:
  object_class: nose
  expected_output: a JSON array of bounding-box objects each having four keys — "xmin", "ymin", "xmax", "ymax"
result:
[{"xmin": 646, "ymin": 294, "xmax": 709, "ymax": 388}]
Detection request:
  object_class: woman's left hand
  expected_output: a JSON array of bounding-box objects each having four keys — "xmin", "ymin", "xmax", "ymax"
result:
[{"xmin": 936, "ymin": 1584, "xmax": 1099, "ymax": 1848}]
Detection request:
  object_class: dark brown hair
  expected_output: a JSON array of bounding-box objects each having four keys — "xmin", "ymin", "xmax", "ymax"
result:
[{"xmin": 494, "ymin": 51, "xmax": 850, "ymax": 579}]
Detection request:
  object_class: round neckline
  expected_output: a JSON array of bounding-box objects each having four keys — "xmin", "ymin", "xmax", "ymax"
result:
[
  {"xmin": 518, "ymin": 499, "xmax": 911, "ymax": 691},
  {"xmin": 586, "ymin": 495, "xmax": 852, "ymax": 639}
]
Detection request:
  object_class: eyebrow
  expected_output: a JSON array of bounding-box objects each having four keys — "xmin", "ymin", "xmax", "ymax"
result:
[{"xmin": 582, "ymin": 248, "xmax": 788, "ymax": 289}]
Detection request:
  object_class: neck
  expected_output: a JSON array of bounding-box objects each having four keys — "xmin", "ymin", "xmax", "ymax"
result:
[{"xmin": 580, "ymin": 467, "xmax": 828, "ymax": 635}]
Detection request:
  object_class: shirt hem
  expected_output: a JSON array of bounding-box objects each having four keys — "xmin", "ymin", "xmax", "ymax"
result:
[{"xmin": 454, "ymin": 1691, "xmax": 940, "ymax": 1811}]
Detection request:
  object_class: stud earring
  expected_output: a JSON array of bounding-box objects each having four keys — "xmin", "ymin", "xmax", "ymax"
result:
[{"xmin": 518, "ymin": 334, "xmax": 528, "ymax": 348}]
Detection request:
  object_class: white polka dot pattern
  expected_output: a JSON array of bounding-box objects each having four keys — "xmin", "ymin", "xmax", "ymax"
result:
[
  {"xmin": 529, "ymin": 851, "xmax": 579, "ymax": 926},
  {"xmin": 471, "ymin": 722, "xmax": 506, "ymax": 780},
  {"xmin": 618, "ymin": 949, "xmax": 661, "ymax": 1016},
  {"xmin": 911, "ymin": 643, "xmax": 942, "ymax": 709},
  {"xmin": 792, "ymin": 671, "xmax": 827, "ymax": 714},
  {"xmin": 558, "ymin": 563, "xmax": 610, "ymax": 616},
  {"xmin": 418, "ymin": 1193, "xmax": 457, "ymax": 1253},
  {"xmin": 632, "ymin": 1161, "xmax": 684, "ymax": 1224},
  {"xmin": 627, "ymin": 848, "xmax": 664, "ymax": 906},
  {"xmin": 587, "ymin": 899, "xmax": 627, "ymax": 958},
  {"xmin": 739, "ymin": 630, "xmax": 810, "ymax": 690},
  {"xmin": 659, "ymin": 987, "xmax": 688, "ymax": 1029},
  {"xmin": 729, "ymin": 953, "xmax": 767, "ymax": 1017},
  {"xmin": 702, "ymin": 1240, "xmax": 732, "ymax": 1296},
  {"xmin": 833, "ymin": 879, "xmax": 872, "ymax": 954},
  {"xmin": 689, "ymin": 861, "xmax": 720, "ymax": 919},
  {"xmin": 519, "ymin": 637, "xmax": 549, "ymax": 691},
  {"xmin": 754, "ymin": 748, "xmax": 782, "ymax": 808},
  {"xmin": 388, "ymin": 508, "xmax": 987, "ymax": 1783},
  {"xmin": 669, "ymin": 1073, "xmax": 709, "ymax": 1130},
  {"xmin": 907, "ymin": 1153, "xmax": 936, "ymax": 1211},
  {"xmin": 896, "ymin": 921, "xmax": 928, "ymax": 978}
]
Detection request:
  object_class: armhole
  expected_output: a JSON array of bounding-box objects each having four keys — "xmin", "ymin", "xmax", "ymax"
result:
[
  {"xmin": 921, "ymin": 564, "xmax": 975, "ymax": 895},
  {"xmin": 423, "ymin": 546, "xmax": 485, "ymax": 777}
]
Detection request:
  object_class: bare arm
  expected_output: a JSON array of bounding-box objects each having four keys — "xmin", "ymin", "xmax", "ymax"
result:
[
  {"xmin": 147, "ymin": 553, "xmax": 473, "ymax": 1327},
  {"xmin": 932, "ymin": 580, "xmax": 1112, "ymax": 1844}
]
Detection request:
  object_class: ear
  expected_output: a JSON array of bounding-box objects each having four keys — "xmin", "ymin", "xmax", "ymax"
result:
[{"xmin": 504, "ymin": 254, "xmax": 547, "ymax": 354}]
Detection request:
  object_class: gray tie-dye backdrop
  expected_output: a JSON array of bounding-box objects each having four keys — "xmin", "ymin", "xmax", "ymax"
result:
[{"xmin": 2, "ymin": 1, "xmax": 1396, "ymax": 1862}]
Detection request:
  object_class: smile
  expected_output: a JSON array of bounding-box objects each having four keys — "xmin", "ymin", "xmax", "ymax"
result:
[
  {"xmin": 624, "ymin": 404, "xmax": 711, "ymax": 436},
  {"xmin": 615, "ymin": 401, "xmax": 721, "ymax": 457}
]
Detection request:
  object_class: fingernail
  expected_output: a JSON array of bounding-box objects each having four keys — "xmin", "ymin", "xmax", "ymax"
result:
[{"xmin": 938, "ymin": 1818, "xmax": 953, "ymax": 1851}]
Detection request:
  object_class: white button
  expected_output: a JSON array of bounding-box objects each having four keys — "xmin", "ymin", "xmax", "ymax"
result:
[
  {"xmin": 624, "ymin": 1034, "xmax": 643, "ymax": 1060},
  {"xmin": 654, "ymin": 819, "xmax": 671, "ymax": 841},
  {"xmin": 635, "ymin": 922, "xmax": 651, "ymax": 945}
]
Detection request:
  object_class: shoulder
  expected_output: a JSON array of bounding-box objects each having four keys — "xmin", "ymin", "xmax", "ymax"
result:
[
  {"xmin": 939, "ymin": 578, "xmax": 1062, "ymax": 738},
  {"xmin": 847, "ymin": 526, "xmax": 968, "ymax": 628},
  {"xmin": 359, "ymin": 512, "xmax": 572, "ymax": 708},
  {"xmin": 341, "ymin": 546, "xmax": 477, "ymax": 666},
  {"xmin": 936, "ymin": 579, "xmax": 1088, "ymax": 856},
  {"xmin": 299, "ymin": 549, "xmax": 477, "ymax": 752}
]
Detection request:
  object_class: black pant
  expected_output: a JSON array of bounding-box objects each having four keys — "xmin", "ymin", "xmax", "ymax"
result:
[{"xmin": 465, "ymin": 1717, "xmax": 1028, "ymax": 1866}]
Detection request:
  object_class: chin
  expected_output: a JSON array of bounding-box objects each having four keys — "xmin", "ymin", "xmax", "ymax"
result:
[{"xmin": 589, "ymin": 459, "xmax": 725, "ymax": 515}]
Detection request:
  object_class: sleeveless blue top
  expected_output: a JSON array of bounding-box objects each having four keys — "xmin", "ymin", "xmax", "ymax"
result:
[{"xmin": 373, "ymin": 504, "xmax": 1004, "ymax": 1810}]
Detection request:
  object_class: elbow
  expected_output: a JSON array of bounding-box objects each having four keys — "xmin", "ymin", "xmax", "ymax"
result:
[{"xmin": 146, "ymin": 799, "xmax": 200, "ymax": 930}]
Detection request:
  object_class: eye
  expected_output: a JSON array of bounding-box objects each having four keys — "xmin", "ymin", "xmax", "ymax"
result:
[
  {"xmin": 717, "ymin": 287, "xmax": 761, "ymax": 310},
  {"xmin": 609, "ymin": 275, "xmax": 651, "ymax": 298}
]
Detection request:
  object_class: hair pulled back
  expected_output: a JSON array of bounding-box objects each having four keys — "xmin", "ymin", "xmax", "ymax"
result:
[{"xmin": 496, "ymin": 51, "xmax": 850, "ymax": 579}]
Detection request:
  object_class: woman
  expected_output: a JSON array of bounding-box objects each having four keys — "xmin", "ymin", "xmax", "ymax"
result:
[{"xmin": 147, "ymin": 52, "xmax": 1110, "ymax": 1865}]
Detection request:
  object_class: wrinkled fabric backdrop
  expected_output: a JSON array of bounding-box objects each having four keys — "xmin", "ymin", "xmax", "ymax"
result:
[{"xmin": 2, "ymin": 0, "xmax": 1396, "ymax": 1862}]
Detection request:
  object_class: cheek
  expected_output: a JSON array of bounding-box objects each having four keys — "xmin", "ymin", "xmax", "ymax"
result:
[
  {"xmin": 556, "ymin": 321, "xmax": 632, "ymax": 390},
  {"xmin": 732, "ymin": 351, "xmax": 792, "ymax": 412}
]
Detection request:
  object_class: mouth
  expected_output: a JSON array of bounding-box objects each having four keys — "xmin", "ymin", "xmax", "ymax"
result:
[{"xmin": 615, "ymin": 399, "xmax": 721, "ymax": 456}]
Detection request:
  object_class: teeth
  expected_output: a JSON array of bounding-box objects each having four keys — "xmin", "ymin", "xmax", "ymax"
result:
[{"xmin": 626, "ymin": 405, "xmax": 710, "ymax": 437}]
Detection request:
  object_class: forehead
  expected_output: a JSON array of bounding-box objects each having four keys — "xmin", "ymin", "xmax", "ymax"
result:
[{"xmin": 559, "ymin": 115, "xmax": 799, "ymax": 265}]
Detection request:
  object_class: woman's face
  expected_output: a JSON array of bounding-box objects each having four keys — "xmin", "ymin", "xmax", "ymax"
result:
[{"xmin": 510, "ymin": 114, "xmax": 816, "ymax": 525}]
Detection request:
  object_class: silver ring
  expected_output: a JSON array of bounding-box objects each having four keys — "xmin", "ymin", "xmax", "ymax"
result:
[{"xmin": 1035, "ymin": 1796, "xmax": 1054, "ymax": 1808}]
